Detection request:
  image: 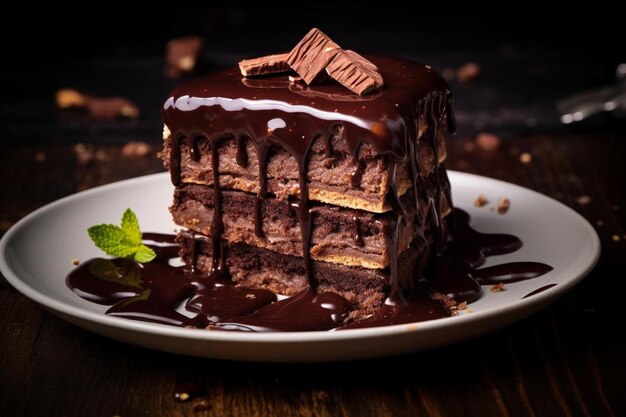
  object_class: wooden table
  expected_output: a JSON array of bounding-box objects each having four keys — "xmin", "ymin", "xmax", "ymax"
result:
[{"xmin": 1, "ymin": 131, "xmax": 624, "ymax": 416}]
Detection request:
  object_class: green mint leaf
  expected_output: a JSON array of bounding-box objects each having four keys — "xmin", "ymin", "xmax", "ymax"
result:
[
  {"xmin": 134, "ymin": 244, "xmax": 156, "ymax": 263},
  {"xmin": 121, "ymin": 208, "xmax": 142, "ymax": 246},
  {"xmin": 87, "ymin": 208, "xmax": 154, "ymax": 263},
  {"xmin": 88, "ymin": 224, "xmax": 139, "ymax": 258}
]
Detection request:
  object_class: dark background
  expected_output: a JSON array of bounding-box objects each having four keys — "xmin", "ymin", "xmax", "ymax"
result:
[
  {"xmin": 1, "ymin": 5, "xmax": 625, "ymax": 417},
  {"xmin": 2, "ymin": 5, "xmax": 624, "ymax": 144}
]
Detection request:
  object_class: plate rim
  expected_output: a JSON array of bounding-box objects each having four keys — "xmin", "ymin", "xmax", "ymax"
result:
[{"xmin": 0, "ymin": 171, "xmax": 601, "ymax": 344}]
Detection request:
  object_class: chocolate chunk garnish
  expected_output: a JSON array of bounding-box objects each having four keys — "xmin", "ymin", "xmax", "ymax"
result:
[
  {"xmin": 238, "ymin": 53, "xmax": 291, "ymax": 77},
  {"xmin": 326, "ymin": 49, "xmax": 384, "ymax": 95},
  {"xmin": 165, "ymin": 36, "xmax": 204, "ymax": 79},
  {"xmin": 238, "ymin": 28, "xmax": 383, "ymax": 95},
  {"xmin": 287, "ymin": 28, "xmax": 340, "ymax": 84}
]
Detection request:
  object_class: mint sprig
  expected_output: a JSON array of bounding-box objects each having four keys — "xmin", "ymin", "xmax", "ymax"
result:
[{"xmin": 88, "ymin": 208, "xmax": 156, "ymax": 263}]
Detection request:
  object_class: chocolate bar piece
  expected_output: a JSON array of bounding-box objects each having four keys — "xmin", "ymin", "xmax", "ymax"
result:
[
  {"xmin": 326, "ymin": 49, "xmax": 384, "ymax": 95},
  {"xmin": 241, "ymin": 29, "xmax": 383, "ymax": 96},
  {"xmin": 286, "ymin": 28, "xmax": 340, "ymax": 84},
  {"xmin": 238, "ymin": 53, "xmax": 291, "ymax": 77}
]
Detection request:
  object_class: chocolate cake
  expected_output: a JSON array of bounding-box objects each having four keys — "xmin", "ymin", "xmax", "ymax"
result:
[{"xmin": 160, "ymin": 29, "xmax": 456, "ymax": 321}]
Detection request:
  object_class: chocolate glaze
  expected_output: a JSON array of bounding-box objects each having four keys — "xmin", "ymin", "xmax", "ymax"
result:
[
  {"xmin": 66, "ymin": 210, "xmax": 553, "ymax": 332},
  {"xmin": 163, "ymin": 56, "xmax": 451, "ymax": 161},
  {"xmin": 163, "ymin": 56, "xmax": 454, "ymax": 297}
]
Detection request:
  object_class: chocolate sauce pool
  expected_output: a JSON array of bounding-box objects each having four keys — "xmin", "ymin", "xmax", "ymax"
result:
[{"xmin": 66, "ymin": 210, "xmax": 553, "ymax": 332}]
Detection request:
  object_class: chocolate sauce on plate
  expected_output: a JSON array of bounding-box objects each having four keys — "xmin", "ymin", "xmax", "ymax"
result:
[
  {"xmin": 522, "ymin": 284, "xmax": 557, "ymax": 299},
  {"xmin": 67, "ymin": 210, "xmax": 552, "ymax": 332}
]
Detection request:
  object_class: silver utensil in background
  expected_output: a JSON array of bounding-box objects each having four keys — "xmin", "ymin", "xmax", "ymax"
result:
[{"xmin": 558, "ymin": 63, "xmax": 626, "ymax": 124}]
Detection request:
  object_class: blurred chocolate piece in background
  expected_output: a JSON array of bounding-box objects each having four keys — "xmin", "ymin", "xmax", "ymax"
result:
[
  {"xmin": 165, "ymin": 36, "xmax": 204, "ymax": 79},
  {"xmin": 55, "ymin": 89, "xmax": 140, "ymax": 120}
]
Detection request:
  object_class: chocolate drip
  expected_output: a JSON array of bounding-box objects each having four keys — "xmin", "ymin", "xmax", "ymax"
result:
[
  {"xmin": 428, "ymin": 95, "xmax": 446, "ymax": 250},
  {"xmin": 385, "ymin": 160, "xmax": 405, "ymax": 215},
  {"xmin": 169, "ymin": 134, "xmax": 185, "ymax": 186},
  {"xmin": 254, "ymin": 142, "xmax": 271, "ymax": 237},
  {"xmin": 189, "ymin": 232, "xmax": 202, "ymax": 272},
  {"xmin": 235, "ymin": 136, "xmax": 249, "ymax": 167},
  {"xmin": 382, "ymin": 159, "xmax": 407, "ymax": 302},
  {"xmin": 292, "ymin": 145, "xmax": 316, "ymax": 288},
  {"xmin": 428, "ymin": 94, "xmax": 442, "ymax": 165},
  {"xmin": 324, "ymin": 132, "xmax": 333, "ymax": 159},
  {"xmin": 349, "ymin": 152, "xmax": 366, "ymax": 188},
  {"xmin": 190, "ymin": 136, "xmax": 201, "ymax": 162},
  {"xmin": 407, "ymin": 135, "xmax": 423, "ymax": 227},
  {"xmin": 208, "ymin": 138, "xmax": 227, "ymax": 279},
  {"xmin": 382, "ymin": 215, "xmax": 404, "ymax": 301}
]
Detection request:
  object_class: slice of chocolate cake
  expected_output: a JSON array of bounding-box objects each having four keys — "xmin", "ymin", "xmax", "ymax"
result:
[{"xmin": 161, "ymin": 29, "xmax": 456, "ymax": 322}]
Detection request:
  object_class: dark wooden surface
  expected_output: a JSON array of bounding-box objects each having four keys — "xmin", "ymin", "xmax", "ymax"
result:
[{"xmin": 1, "ymin": 131, "xmax": 624, "ymax": 417}]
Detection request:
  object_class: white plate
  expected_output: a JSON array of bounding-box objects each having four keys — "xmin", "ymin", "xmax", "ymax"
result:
[{"xmin": 0, "ymin": 172, "xmax": 600, "ymax": 362}]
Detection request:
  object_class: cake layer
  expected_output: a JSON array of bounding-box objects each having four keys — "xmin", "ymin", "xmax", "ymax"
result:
[
  {"xmin": 171, "ymin": 168, "xmax": 452, "ymax": 269},
  {"xmin": 161, "ymin": 55, "xmax": 453, "ymax": 213},
  {"xmin": 161, "ymin": 126, "xmax": 447, "ymax": 213},
  {"xmin": 177, "ymin": 231, "xmax": 439, "ymax": 319}
]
